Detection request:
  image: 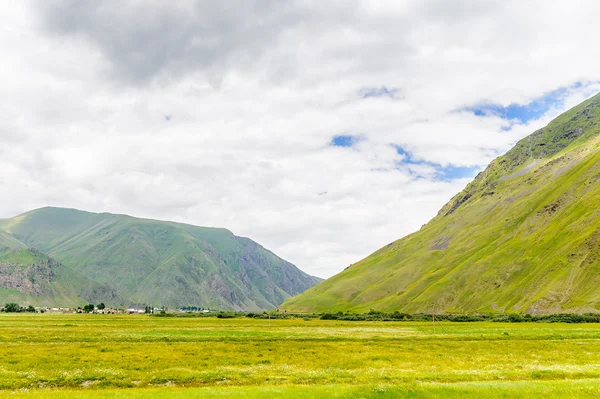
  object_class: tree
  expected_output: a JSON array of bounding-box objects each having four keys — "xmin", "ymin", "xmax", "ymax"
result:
[
  {"xmin": 26, "ymin": 305, "xmax": 35, "ymax": 313},
  {"xmin": 97, "ymin": 303, "xmax": 106, "ymax": 310},
  {"xmin": 83, "ymin": 304, "xmax": 95, "ymax": 313},
  {"xmin": 4, "ymin": 303, "xmax": 20, "ymax": 313}
]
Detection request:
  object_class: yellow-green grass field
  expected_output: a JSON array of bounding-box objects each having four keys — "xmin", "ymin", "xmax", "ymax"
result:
[{"xmin": 1, "ymin": 314, "xmax": 600, "ymax": 398}]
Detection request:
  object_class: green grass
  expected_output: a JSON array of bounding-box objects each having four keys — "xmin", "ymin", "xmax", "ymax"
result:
[
  {"xmin": 0, "ymin": 230, "xmax": 26, "ymax": 252},
  {"xmin": 0, "ymin": 249, "xmax": 38, "ymax": 269},
  {"xmin": 283, "ymin": 92, "xmax": 600, "ymax": 314},
  {"xmin": 4, "ymin": 380, "xmax": 600, "ymax": 399},
  {"xmin": 0, "ymin": 315, "xmax": 600, "ymax": 397}
]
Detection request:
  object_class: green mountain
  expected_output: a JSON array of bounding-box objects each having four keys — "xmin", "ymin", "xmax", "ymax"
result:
[
  {"xmin": 283, "ymin": 93, "xmax": 600, "ymax": 314},
  {"xmin": 0, "ymin": 208, "xmax": 320, "ymax": 310},
  {"xmin": 0, "ymin": 230, "xmax": 125, "ymax": 307}
]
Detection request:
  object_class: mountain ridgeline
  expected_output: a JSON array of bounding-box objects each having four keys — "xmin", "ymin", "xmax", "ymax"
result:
[
  {"xmin": 0, "ymin": 208, "xmax": 321, "ymax": 309},
  {"xmin": 283, "ymin": 92, "xmax": 600, "ymax": 314}
]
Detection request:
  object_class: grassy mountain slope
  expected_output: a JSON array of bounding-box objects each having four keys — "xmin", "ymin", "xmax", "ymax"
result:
[
  {"xmin": 0, "ymin": 229, "xmax": 26, "ymax": 250},
  {"xmin": 0, "ymin": 231, "xmax": 124, "ymax": 307},
  {"xmin": 283, "ymin": 93, "xmax": 600, "ymax": 314},
  {"xmin": 0, "ymin": 208, "xmax": 320, "ymax": 310}
]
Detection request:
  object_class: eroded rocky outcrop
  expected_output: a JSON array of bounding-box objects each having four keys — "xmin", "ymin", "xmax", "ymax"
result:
[{"xmin": 0, "ymin": 250, "xmax": 57, "ymax": 296}]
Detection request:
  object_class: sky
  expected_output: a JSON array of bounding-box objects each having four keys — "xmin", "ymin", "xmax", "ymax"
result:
[{"xmin": 2, "ymin": 1, "xmax": 600, "ymax": 278}]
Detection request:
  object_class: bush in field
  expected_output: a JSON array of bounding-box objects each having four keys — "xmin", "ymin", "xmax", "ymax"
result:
[
  {"xmin": 4, "ymin": 303, "xmax": 21, "ymax": 313},
  {"xmin": 216, "ymin": 312, "xmax": 237, "ymax": 319},
  {"xmin": 83, "ymin": 304, "xmax": 95, "ymax": 313},
  {"xmin": 26, "ymin": 305, "xmax": 35, "ymax": 313},
  {"xmin": 391, "ymin": 311, "xmax": 410, "ymax": 320}
]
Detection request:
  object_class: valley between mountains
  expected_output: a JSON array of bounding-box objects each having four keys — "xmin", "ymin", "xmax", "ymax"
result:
[{"xmin": 4, "ymin": 94, "xmax": 600, "ymax": 315}]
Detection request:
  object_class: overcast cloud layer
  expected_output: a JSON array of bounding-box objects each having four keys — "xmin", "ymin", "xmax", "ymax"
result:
[{"xmin": 2, "ymin": 1, "xmax": 600, "ymax": 277}]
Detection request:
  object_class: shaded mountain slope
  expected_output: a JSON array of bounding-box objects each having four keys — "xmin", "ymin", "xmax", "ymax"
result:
[
  {"xmin": 283, "ymin": 92, "xmax": 600, "ymax": 314},
  {"xmin": 0, "ymin": 208, "xmax": 320, "ymax": 310},
  {"xmin": 0, "ymin": 231, "xmax": 124, "ymax": 307}
]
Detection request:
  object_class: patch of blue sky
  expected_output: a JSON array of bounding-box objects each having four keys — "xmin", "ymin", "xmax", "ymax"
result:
[
  {"xmin": 331, "ymin": 135, "xmax": 361, "ymax": 147},
  {"xmin": 394, "ymin": 145, "xmax": 480, "ymax": 181},
  {"xmin": 438, "ymin": 165, "xmax": 480, "ymax": 180},
  {"xmin": 329, "ymin": 140, "xmax": 480, "ymax": 179},
  {"xmin": 464, "ymin": 83, "xmax": 583, "ymax": 124}
]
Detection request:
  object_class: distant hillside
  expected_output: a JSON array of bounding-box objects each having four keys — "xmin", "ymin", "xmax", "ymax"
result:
[
  {"xmin": 0, "ymin": 208, "xmax": 320, "ymax": 310},
  {"xmin": 0, "ymin": 231, "xmax": 124, "ymax": 307},
  {"xmin": 283, "ymin": 92, "xmax": 600, "ymax": 314}
]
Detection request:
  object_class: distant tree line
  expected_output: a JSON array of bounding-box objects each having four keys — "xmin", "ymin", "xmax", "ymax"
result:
[
  {"xmin": 151, "ymin": 309, "xmax": 600, "ymax": 323},
  {"xmin": 179, "ymin": 306, "xmax": 207, "ymax": 311},
  {"xmin": 4, "ymin": 303, "xmax": 600, "ymax": 323},
  {"xmin": 151, "ymin": 310, "xmax": 310, "ymax": 319},
  {"xmin": 3, "ymin": 303, "xmax": 36, "ymax": 313},
  {"xmin": 318, "ymin": 310, "xmax": 600, "ymax": 323}
]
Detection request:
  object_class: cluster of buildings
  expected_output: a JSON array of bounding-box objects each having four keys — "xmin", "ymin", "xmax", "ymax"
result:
[
  {"xmin": 1, "ymin": 305, "xmax": 216, "ymax": 314},
  {"xmin": 0, "ymin": 306, "xmax": 157, "ymax": 314}
]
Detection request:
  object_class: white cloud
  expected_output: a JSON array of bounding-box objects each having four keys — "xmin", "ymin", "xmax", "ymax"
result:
[{"xmin": 1, "ymin": 1, "xmax": 600, "ymax": 277}]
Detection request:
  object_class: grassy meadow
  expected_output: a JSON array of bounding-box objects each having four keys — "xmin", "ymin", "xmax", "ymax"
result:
[{"xmin": 0, "ymin": 314, "xmax": 600, "ymax": 398}]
